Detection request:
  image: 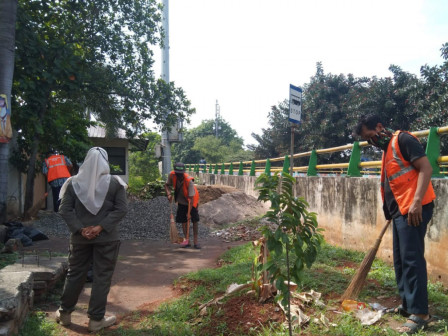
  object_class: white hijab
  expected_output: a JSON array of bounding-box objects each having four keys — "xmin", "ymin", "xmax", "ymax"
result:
[{"xmin": 59, "ymin": 147, "xmax": 126, "ymax": 215}]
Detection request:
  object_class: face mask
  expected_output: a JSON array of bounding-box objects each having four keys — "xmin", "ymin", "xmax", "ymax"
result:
[{"xmin": 368, "ymin": 128, "xmax": 393, "ymax": 150}]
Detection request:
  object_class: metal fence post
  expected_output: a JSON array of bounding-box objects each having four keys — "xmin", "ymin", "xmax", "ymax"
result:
[
  {"xmin": 238, "ymin": 162, "xmax": 243, "ymax": 175},
  {"xmin": 426, "ymin": 127, "xmax": 442, "ymax": 177},
  {"xmin": 307, "ymin": 150, "xmax": 317, "ymax": 176},
  {"xmin": 283, "ymin": 155, "xmax": 290, "ymax": 174},
  {"xmin": 250, "ymin": 160, "xmax": 256, "ymax": 176},
  {"xmin": 347, "ymin": 141, "xmax": 362, "ymax": 177},
  {"xmin": 264, "ymin": 158, "xmax": 271, "ymax": 176}
]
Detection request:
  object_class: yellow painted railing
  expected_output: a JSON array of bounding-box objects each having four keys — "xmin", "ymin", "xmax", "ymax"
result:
[{"xmin": 191, "ymin": 125, "xmax": 448, "ymax": 177}]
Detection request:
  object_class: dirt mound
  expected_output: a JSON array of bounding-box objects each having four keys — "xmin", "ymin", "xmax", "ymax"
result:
[
  {"xmin": 196, "ymin": 184, "xmax": 238, "ymax": 205},
  {"xmin": 199, "ymin": 192, "xmax": 268, "ymax": 228}
]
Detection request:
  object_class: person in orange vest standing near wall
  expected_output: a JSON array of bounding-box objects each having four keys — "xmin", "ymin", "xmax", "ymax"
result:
[
  {"xmin": 165, "ymin": 162, "xmax": 201, "ymax": 249},
  {"xmin": 354, "ymin": 114, "xmax": 436, "ymax": 334},
  {"xmin": 42, "ymin": 149, "xmax": 73, "ymax": 212}
]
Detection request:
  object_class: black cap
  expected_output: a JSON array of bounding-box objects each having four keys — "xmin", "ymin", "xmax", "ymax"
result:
[{"xmin": 174, "ymin": 162, "xmax": 185, "ymax": 173}]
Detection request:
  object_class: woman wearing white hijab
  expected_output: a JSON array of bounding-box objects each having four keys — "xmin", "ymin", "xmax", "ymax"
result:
[{"xmin": 55, "ymin": 147, "xmax": 128, "ymax": 332}]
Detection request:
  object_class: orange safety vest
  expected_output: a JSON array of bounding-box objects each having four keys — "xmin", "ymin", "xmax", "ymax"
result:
[
  {"xmin": 45, "ymin": 155, "xmax": 71, "ymax": 182},
  {"xmin": 380, "ymin": 131, "xmax": 436, "ymax": 215},
  {"xmin": 170, "ymin": 171, "xmax": 199, "ymax": 208}
]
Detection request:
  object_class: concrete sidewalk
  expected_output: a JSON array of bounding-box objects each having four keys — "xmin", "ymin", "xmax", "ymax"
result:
[{"xmin": 29, "ymin": 236, "xmax": 242, "ymax": 335}]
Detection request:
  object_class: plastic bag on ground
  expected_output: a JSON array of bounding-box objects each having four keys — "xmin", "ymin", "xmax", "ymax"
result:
[{"xmin": 354, "ymin": 308, "xmax": 384, "ymax": 325}]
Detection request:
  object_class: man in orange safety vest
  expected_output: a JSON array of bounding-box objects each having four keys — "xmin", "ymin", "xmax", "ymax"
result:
[
  {"xmin": 354, "ymin": 114, "xmax": 436, "ymax": 334},
  {"xmin": 43, "ymin": 149, "xmax": 73, "ymax": 212},
  {"xmin": 165, "ymin": 162, "xmax": 201, "ymax": 249}
]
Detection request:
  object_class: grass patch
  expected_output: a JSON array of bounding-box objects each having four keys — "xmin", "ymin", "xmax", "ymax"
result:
[
  {"xmin": 23, "ymin": 242, "xmax": 448, "ymax": 336},
  {"xmin": 0, "ymin": 250, "xmax": 18, "ymax": 269},
  {"xmin": 19, "ymin": 311, "xmax": 63, "ymax": 336}
]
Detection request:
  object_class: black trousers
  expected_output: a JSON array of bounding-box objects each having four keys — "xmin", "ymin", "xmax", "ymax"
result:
[
  {"xmin": 51, "ymin": 185, "xmax": 62, "ymax": 212},
  {"xmin": 392, "ymin": 206, "xmax": 433, "ymax": 315}
]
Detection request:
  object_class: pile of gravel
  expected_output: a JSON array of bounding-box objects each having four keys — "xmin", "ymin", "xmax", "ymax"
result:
[{"xmin": 31, "ymin": 196, "xmax": 212, "ymax": 241}]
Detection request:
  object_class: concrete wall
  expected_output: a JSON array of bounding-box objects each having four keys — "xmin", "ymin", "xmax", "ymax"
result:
[
  {"xmin": 6, "ymin": 136, "xmax": 132, "ymax": 219},
  {"xmin": 195, "ymin": 172, "xmax": 448, "ymax": 285}
]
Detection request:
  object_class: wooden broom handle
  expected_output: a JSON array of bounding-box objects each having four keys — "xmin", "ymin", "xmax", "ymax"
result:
[
  {"xmin": 373, "ymin": 220, "xmax": 392, "ymax": 249},
  {"xmin": 187, "ymin": 199, "xmax": 192, "ymax": 218}
]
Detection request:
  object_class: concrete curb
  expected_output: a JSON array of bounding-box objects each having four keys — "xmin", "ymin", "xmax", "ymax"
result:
[{"xmin": 0, "ymin": 254, "xmax": 67, "ymax": 335}]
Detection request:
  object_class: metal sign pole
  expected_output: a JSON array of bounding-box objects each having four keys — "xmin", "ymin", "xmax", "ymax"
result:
[
  {"xmin": 289, "ymin": 84, "xmax": 302, "ymax": 177},
  {"xmin": 290, "ymin": 124, "xmax": 295, "ymax": 176}
]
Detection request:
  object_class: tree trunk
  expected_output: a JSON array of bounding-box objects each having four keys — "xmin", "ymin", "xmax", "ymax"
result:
[
  {"xmin": 23, "ymin": 134, "xmax": 40, "ymax": 215},
  {"xmin": 23, "ymin": 99, "xmax": 49, "ymax": 215},
  {"xmin": 0, "ymin": 0, "xmax": 18, "ymax": 223}
]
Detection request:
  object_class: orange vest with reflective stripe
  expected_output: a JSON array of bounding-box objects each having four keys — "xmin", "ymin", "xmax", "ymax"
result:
[
  {"xmin": 380, "ymin": 131, "xmax": 436, "ymax": 215},
  {"xmin": 45, "ymin": 155, "xmax": 71, "ymax": 182},
  {"xmin": 170, "ymin": 172, "xmax": 199, "ymax": 207}
]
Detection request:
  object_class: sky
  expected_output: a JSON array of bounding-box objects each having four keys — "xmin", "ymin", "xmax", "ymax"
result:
[{"xmin": 152, "ymin": 0, "xmax": 448, "ymax": 146}]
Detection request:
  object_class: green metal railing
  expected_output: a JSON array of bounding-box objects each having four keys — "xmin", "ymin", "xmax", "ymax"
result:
[{"xmin": 187, "ymin": 126, "xmax": 448, "ymax": 178}]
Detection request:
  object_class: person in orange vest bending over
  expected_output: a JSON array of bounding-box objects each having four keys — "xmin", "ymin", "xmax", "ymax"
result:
[
  {"xmin": 42, "ymin": 149, "xmax": 73, "ymax": 212},
  {"xmin": 354, "ymin": 115, "xmax": 436, "ymax": 334},
  {"xmin": 165, "ymin": 162, "xmax": 201, "ymax": 249}
]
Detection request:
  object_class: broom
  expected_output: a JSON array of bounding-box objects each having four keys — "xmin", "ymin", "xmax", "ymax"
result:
[
  {"xmin": 169, "ymin": 198, "xmax": 180, "ymax": 243},
  {"xmin": 340, "ymin": 220, "xmax": 391, "ymax": 301}
]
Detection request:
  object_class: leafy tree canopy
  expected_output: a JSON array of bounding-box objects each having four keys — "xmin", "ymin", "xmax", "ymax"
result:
[
  {"xmin": 250, "ymin": 44, "xmax": 448, "ymax": 163},
  {"xmin": 409, "ymin": 43, "xmax": 448, "ymax": 131},
  {"xmin": 11, "ymin": 0, "xmax": 195, "ymax": 212},
  {"xmin": 172, "ymin": 119, "xmax": 252, "ymax": 164},
  {"xmin": 128, "ymin": 131, "xmax": 161, "ymax": 192}
]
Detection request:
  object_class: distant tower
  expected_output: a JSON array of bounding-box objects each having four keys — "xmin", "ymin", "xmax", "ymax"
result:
[{"xmin": 215, "ymin": 100, "xmax": 220, "ymax": 138}]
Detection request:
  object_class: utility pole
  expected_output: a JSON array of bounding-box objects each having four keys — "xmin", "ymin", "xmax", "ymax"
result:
[
  {"xmin": 215, "ymin": 100, "xmax": 220, "ymax": 138},
  {"xmin": 161, "ymin": 0, "xmax": 171, "ymax": 177}
]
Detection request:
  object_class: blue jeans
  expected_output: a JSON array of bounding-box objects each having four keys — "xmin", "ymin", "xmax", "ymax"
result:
[{"xmin": 392, "ymin": 205, "xmax": 433, "ymax": 315}]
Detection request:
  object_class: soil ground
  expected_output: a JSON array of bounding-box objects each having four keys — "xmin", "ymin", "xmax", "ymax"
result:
[{"xmin": 195, "ymin": 184, "xmax": 239, "ymax": 205}]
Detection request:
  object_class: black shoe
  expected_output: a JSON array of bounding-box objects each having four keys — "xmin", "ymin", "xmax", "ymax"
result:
[
  {"xmin": 180, "ymin": 244, "xmax": 191, "ymax": 248},
  {"xmin": 194, "ymin": 244, "xmax": 201, "ymax": 249}
]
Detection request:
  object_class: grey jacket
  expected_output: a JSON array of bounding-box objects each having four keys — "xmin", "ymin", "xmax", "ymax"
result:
[{"xmin": 59, "ymin": 176, "xmax": 128, "ymax": 244}]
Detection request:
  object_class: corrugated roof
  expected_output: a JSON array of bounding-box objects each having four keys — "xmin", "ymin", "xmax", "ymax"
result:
[
  {"xmin": 88, "ymin": 125, "xmax": 127, "ymax": 139},
  {"xmin": 87, "ymin": 125, "xmax": 149, "ymax": 151}
]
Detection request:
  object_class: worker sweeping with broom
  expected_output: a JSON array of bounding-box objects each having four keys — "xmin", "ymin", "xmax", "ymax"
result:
[
  {"xmin": 165, "ymin": 162, "xmax": 201, "ymax": 249},
  {"xmin": 354, "ymin": 115, "xmax": 436, "ymax": 334}
]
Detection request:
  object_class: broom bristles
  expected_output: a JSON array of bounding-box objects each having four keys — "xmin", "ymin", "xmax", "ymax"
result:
[
  {"xmin": 341, "ymin": 247, "xmax": 378, "ymax": 300},
  {"xmin": 169, "ymin": 200, "xmax": 180, "ymax": 244},
  {"xmin": 170, "ymin": 218, "xmax": 180, "ymax": 243},
  {"xmin": 340, "ymin": 220, "xmax": 391, "ymax": 301}
]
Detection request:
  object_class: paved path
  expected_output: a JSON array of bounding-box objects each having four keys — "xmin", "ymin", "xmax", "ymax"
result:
[{"xmin": 30, "ymin": 237, "xmax": 242, "ymax": 335}]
